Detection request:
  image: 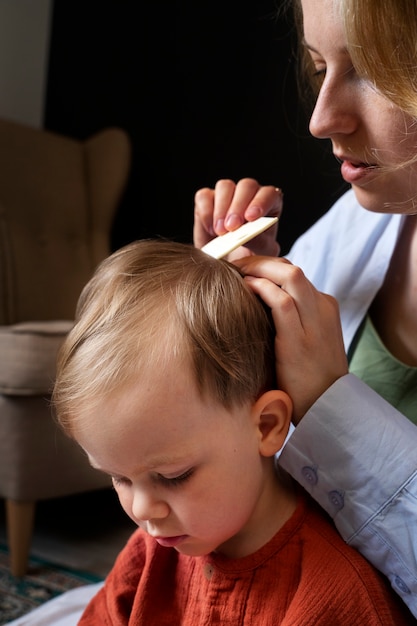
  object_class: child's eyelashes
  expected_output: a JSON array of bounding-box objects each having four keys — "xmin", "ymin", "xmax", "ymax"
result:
[
  {"xmin": 112, "ymin": 475, "xmax": 131, "ymax": 487},
  {"xmin": 111, "ymin": 469, "xmax": 195, "ymax": 489},
  {"xmin": 155, "ymin": 468, "xmax": 194, "ymax": 487}
]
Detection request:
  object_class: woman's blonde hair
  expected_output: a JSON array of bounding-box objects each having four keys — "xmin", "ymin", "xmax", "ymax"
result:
[
  {"xmin": 291, "ymin": 0, "xmax": 417, "ymax": 117},
  {"xmin": 53, "ymin": 240, "xmax": 276, "ymax": 435},
  {"xmin": 341, "ymin": 0, "xmax": 417, "ymax": 117}
]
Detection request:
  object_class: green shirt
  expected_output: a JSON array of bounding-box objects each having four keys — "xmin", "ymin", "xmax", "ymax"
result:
[{"xmin": 349, "ymin": 315, "xmax": 417, "ymax": 425}]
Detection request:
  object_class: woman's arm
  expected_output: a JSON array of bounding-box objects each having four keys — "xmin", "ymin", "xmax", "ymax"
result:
[
  {"xmin": 279, "ymin": 374, "xmax": 417, "ymax": 618},
  {"xmin": 235, "ymin": 253, "xmax": 417, "ymax": 617},
  {"xmin": 194, "ymin": 179, "xmax": 417, "ymax": 613}
]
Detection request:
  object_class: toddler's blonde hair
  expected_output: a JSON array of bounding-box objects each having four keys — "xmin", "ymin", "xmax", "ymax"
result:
[{"xmin": 53, "ymin": 240, "xmax": 276, "ymax": 435}]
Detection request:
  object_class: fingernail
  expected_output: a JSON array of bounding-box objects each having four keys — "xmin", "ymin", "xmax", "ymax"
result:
[
  {"xmin": 214, "ymin": 218, "xmax": 225, "ymax": 234},
  {"xmin": 225, "ymin": 213, "xmax": 243, "ymax": 230},
  {"xmin": 245, "ymin": 206, "xmax": 262, "ymax": 220}
]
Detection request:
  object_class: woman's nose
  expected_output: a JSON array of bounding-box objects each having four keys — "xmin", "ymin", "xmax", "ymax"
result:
[
  {"xmin": 131, "ymin": 489, "xmax": 170, "ymax": 523},
  {"xmin": 309, "ymin": 75, "xmax": 359, "ymax": 139}
]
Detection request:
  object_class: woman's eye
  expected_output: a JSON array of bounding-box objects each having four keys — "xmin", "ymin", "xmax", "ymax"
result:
[
  {"xmin": 312, "ymin": 67, "xmax": 326, "ymax": 88},
  {"xmin": 157, "ymin": 469, "xmax": 194, "ymax": 487}
]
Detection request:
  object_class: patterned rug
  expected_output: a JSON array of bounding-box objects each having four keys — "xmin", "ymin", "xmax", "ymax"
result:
[{"xmin": 0, "ymin": 545, "xmax": 102, "ymax": 625}]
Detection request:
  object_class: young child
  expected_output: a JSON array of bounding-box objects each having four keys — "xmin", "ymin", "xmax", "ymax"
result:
[{"xmin": 53, "ymin": 240, "xmax": 413, "ymax": 625}]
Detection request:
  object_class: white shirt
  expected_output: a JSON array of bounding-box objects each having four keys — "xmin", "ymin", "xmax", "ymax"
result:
[{"xmin": 280, "ymin": 189, "xmax": 417, "ymax": 617}]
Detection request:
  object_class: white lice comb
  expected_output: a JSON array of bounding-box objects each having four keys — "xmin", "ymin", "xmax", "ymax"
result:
[{"xmin": 201, "ymin": 216, "xmax": 278, "ymax": 259}]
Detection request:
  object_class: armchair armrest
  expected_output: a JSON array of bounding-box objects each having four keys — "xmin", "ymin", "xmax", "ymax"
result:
[{"xmin": 0, "ymin": 320, "xmax": 73, "ymax": 395}]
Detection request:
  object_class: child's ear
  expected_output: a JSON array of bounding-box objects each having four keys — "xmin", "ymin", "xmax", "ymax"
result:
[{"xmin": 252, "ymin": 390, "xmax": 292, "ymax": 457}]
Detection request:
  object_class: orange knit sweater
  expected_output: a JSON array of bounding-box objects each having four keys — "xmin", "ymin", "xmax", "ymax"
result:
[{"xmin": 79, "ymin": 492, "xmax": 413, "ymax": 625}]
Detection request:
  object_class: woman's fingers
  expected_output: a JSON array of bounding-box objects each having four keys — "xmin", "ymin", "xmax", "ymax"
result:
[
  {"xmin": 235, "ymin": 256, "xmax": 348, "ymax": 422},
  {"xmin": 234, "ymin": 256, "xmax": 317, "ymax": 325},
  {"xmin": 194, "ymin": 186, "xmax": 217, "ymax": 247},
  {"xmin": 193, "ymin": 178, "xmax": 283, "ymax": 250}
]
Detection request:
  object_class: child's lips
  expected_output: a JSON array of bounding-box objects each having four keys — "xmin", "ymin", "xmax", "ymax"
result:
[{"xmin": 153, "ymin": 535, "xmax": 188, "ymax": 548}]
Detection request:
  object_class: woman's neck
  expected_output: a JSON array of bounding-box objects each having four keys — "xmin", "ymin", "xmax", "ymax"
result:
[{"xmin": 371, "ymin": 213, "xmax": 417, "ymax": 366}]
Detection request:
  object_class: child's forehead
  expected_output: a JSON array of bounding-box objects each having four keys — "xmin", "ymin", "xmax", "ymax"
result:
[
  {"xmin": 78, "ymin": 354, "xmax": 200, "ymax": 426},
  {"xmin": 74, "ymin": 373, "xmax": 248, "ymax": 480}
]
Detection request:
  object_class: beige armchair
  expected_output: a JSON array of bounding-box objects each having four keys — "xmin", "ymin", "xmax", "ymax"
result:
[{"xmin": 0, "ymin": 118, "xmax": 131, "ymax": 576}]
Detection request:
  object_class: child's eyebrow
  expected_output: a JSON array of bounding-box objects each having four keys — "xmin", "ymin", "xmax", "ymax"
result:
[
  {"xmin": 86, "ymin": 453, "xmax": 192, "ymax": 476},
  {"xmin": 88, "ymin": 456, "xmax": 104, "ymax": 471},
  {"xmin": 86, "ymin": 455, "xmax": 111, "ymax": 474}
]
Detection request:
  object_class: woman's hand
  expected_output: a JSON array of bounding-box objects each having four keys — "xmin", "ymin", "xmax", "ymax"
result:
[
  {"xmin": 194, "ymin": 178, "xmax": 282, "ymax": 257},
  {"xmin": 234, "ymin": 255, "xmax": 349, "ymax": 424}
]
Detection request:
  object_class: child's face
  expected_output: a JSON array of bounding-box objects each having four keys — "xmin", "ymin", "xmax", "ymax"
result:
[{"xmin": 74, "ymin": 358, "xmax": 288, "ymax": 559}]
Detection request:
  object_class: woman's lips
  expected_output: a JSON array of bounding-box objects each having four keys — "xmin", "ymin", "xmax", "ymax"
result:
[
  {"xmin": 340, "ymin": 159, "xmax": 378, "ymax": 184},
  {"xmin": 154, "ymin": 535, "xmax": 188, "ymax": 548}
]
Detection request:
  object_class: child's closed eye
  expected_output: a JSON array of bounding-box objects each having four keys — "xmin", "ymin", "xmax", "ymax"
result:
[
  {"xmin": 156, "ymin": 468, "xmax": 194, "ymax": 487},
  {"xmin": 112, "ymin": 475, "xmax": 131, "ymax": 487}
]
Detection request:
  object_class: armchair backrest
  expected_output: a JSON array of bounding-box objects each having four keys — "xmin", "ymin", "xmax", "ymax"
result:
[{"xmin": 0, "ymin": 119, "xmax": 131, "ymax": 323}]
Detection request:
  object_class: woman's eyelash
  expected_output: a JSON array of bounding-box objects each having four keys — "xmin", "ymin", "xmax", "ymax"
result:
[{"xmin": 157, "ymin": 469, "xmax": 194, "ymax": 487}]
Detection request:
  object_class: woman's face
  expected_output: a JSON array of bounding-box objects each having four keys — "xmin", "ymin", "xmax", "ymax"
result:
[{"xmin": 301, "ymin": 0, "xmax": 417, "ymax": 214}]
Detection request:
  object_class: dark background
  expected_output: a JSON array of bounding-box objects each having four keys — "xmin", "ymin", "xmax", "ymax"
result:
[{"xmin": 44, "ymin": 0, "xmax": 349, "ymax": 256}]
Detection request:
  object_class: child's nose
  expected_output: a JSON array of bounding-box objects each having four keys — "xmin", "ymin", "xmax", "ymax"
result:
[{"xmin": 131, "ymin": 489, "xmax": 170, "ymax": 522}]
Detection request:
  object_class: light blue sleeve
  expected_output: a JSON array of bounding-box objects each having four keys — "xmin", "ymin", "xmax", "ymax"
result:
[{"xmin": 278, "ymin": 374, "xmax": 417, "ymax": 618}]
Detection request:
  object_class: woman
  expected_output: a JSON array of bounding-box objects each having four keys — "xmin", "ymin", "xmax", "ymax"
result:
[{"xmin": 194, "ymin": 0, "xmax": 417, "ymax": 617}]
